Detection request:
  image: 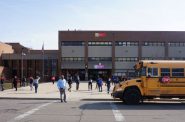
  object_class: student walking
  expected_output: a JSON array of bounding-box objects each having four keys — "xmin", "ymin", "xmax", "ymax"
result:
[
  {"xmin": 51, "ymin": 76, "xmax": 55, "ymax": 84},
  {"xmin": 13, "ymin": 76, "xmax": 18, "ymax": 91},
  {"xmin": 88, "ymin": 79, "xmax": 93, "ymax": 91},
  {"xmin": 106, "ymin": 77, "xmax": 111, "ymax": 94},
  {"xmin": 74, "ymin": 74, "xmax": 80, "ymax": 90},
  {"xmin": 29, "ymin": 76, "xmax": 34, "ymax": 91},
  {"xmin": 67, "ymin": 75, "xmax": 72, "ymax": 92},
  {"xmin": 57, "ymin": 75, "xmax": 67, "ymax": 103},
  {"xmin": 0, "ymin": 75, "xmax": 4, "ymax": 91},
  {"xmin": 22, "ymin": 76, "xmax": 26, "ymax": 87},
  {"xmin": 97, "ymin": 77, "xmax": 103, "ymax": 92},
  {"xmin": 33, "ymin": 76, "xmax": 40, "ymax": 93}
]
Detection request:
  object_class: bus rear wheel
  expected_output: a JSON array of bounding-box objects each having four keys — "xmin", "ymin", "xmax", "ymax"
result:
[{"xmin": 123, "ymin": 88, "xmax": 141, "ymax": 105}]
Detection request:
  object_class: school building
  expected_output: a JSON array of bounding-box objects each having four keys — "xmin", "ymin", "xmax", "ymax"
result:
[
  {"xmin": 1, "ymin": 30, "xmax": 185, "ymax": 81},
  {"xmin": 0, "ymin": 42, "xmax": 58, "ymax": 81},
  {"xmin": 58, "ymin": 31, "xmax": 185, "ymax": 80}
]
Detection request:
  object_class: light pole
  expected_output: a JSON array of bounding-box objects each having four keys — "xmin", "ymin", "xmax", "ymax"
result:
[
  {"xmin": 85, "ymin": 64, "xmax": 88, "ymax": 80},
  {"xmin": 21, "ymin": 48, "xmax": 26, "ymax": 86}
]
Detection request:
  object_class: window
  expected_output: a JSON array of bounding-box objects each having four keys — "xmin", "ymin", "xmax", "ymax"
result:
[
  {"xmin": 115, "ymin": 57, "xmax": 138, "ymax": 62},
  {"xmin": 168, "ymin": 42, "xmax": 185, "ymax": 47},
  {"xmin": 62, "ymin": 57, "xmax": 84, "ymax": 61},
  {"xmin": 148, "ymin": 68, "xmax": 158, "ymax": 77},
  {"xmin": 140, "ymin": 67, "xmax": 146, "ymax": 76},
  {"xmin": 88, "ymin": 41, "xmax": 112, "ymax": 46},
  {"xmin": 172, "ymin": 68, "xmax": 184, "ymax": 77},
  {"xmin": 141, "ymin": 57, "xmax": 164, "ymax": 60},
  {"xmin": 88, "ymin": 57, "xmax": 112, "ymax": 61},
  {"xmin": 143, "ymin": 42, "xmax": 165, "ymax": 46},
  {"xmin": 61, "ymin": 41, "xmax": 85, "ymax": 46},
  {"xmin": 115, "ymin": 41, "xmax": 138, "ymax": 46},
  {"xmin": 160, "ymin": 68, "xmax": 170, "ymax": 76}
]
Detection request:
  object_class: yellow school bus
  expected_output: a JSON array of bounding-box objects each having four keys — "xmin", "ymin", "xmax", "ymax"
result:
[{"xmin": 112, "ymin": 60, "xmax": 185, "ymax": 104}]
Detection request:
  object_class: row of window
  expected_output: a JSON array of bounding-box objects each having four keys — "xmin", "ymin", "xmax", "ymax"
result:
[
  {"xmin": 62, "ymin": 57, "xmax": 112, "ymax": 61},
  {"xmin": 168, "ymin": 42, "xmax": 185, "ymax": 47},
  {"xmin": 148, "ymin": 68, "xmax": 185, "ymax": 77},
  {"xmin": 88, "ymin": 57, "xmax": 112, "ymax": 61},
  {"xmin": 115, "ymin": 57, "xmax": 138, "ymax": 62},
  {"xmin": 62, "ymin": 57, "xmax": 185, "ymax": 62},
  {"xmin": 61, "ymin": 41, "xmax": 85, "ymax": 46},
  {"xmin": 143, "ymin": 42, "xmax": 164, "ymax": 46},
  {"xmin": 115, "ymin": 41, "xmax": 138, "ymax": 46},
  {"xmin": 141, "ymin": 57, "xmax": 165, "ymax": 60},
  {"xmin": 61, "ymin": 41, "xmax": 185, "ymax": 47},
  {"xmin": 62, "ymin": 57, "xmax": 85, "ymax": 61},
  {"xmin": 88, "ymin": 42, "xmax": 112, "ymax": 46}
]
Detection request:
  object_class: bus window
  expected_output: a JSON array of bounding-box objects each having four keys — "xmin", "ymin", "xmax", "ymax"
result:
[
  {"xmin": 172, "ymin": 68, "xmax": 184, "ymax": 77},
  {"xmin": 161, "ymin": 68, "xmax": 170, "ymax": 76},
  {"xmin": 147, "ymin": 68, "xmax": 158, "ymax": 77}
]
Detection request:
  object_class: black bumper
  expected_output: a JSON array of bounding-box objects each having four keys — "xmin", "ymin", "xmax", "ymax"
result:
[{"xmin": 112, "ymin": 91, "xmax": 123, "ymax": 99}]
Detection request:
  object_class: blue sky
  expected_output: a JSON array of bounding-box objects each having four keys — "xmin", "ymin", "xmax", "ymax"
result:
[{"xmin": 0, "ymin": 0, "xmax": 185, "ymax": 49}]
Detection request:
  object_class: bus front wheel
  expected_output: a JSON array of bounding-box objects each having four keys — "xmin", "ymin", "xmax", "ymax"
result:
[{"xmin": 123, "ymin": 88, "xmax": 141, "ymax": 105}]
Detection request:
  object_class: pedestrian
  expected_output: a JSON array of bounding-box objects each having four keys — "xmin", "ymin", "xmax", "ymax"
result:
[
  {"xmin": 88, "ymin": 78, "xmax": 93, "ymax": 91},
  {"xmin": 57, "ymin": 75, "xmax": 67, "ymax": 103},
  {"xmin": 97, "ymin": 77, "xmax": 103, "ymax": 92},
  {"xmin": 106, "ymin": 77, "xmax": 111, "ymax": 94},
  {"xmin": 13, "ymin": 76, "xmax": 18, "ymax": 91},
  {"xmin": 67, "ymin": 75, "xmax": 72, "ymax": 92},
  {"xmin": 33, "ymin": 76, "xmax": 40, "ymax": 93},
  {"xmin": 74, "ymin": 73, "xmax": 80, "ymax": 90},
  {"xmin": 22, "ymin": 76, "xmax": 26, "ymax": 87},
  {"xmin": 29, "ymin": 76, "xmax": 34, "ymax": 91},
  {"xmin": 0, "ymin": 75, "xmax": 4, "ymax": 91},
  {"xmin": 51, "ymin": 76, "xmax": 55, "ymax": 84}
]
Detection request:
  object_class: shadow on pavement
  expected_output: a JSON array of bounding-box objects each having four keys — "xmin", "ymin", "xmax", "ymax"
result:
[{"xmin": 79, "ymin": 101, "xmax": 185, "ymax": 110}]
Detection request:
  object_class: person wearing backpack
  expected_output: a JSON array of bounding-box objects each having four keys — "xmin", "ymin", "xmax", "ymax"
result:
[{"xmin": 33, "ymin": 76, "xmax": 40, "ymax": 93}]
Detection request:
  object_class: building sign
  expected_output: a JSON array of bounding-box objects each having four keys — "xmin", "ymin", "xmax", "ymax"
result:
[
  {"xmin": 94, "ymin": 63, "xmax": 105, "ymax": 69},
  {"xmin": 95, "ymin": 32, "xmax": 106, "ymax": 37}
]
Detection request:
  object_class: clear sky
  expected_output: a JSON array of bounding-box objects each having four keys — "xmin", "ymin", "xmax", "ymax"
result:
[{"xmin": 0, "ymin": 0, "xmax": 185, "ymax": 49}]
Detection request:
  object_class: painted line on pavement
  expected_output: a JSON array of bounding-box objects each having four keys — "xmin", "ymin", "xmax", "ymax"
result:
[
  {"xmin": 8, "ymin": 100, "xmax": 57, "ymax": 122},
  {"xmin": 110, "ymin": 103, "xmax": 125, "ymax": 122}
]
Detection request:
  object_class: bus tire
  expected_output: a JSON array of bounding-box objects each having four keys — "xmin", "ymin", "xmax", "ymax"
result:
[{"xmin": 123, "ymin": 88, "xmax": 141, "ymax": 105}]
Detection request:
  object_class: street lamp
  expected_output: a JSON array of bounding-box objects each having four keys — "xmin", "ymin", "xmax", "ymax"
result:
[
  {"xmin": 21, "ymin": 48, "xmax": 26, "ymax": 86},
  {"xmin": 85, "ymin": 64, "xmax": 88, "ymax": 80}
]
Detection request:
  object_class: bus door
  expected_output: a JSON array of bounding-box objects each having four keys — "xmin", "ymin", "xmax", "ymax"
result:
[{"xmin": 145, "ymin": 67, "xmax": 160, "ymax": 96}]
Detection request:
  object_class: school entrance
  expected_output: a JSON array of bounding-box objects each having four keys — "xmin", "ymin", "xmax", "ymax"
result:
[{"xmin": 88, "ymin": 69, "xmax": 111, "ymax": 81}]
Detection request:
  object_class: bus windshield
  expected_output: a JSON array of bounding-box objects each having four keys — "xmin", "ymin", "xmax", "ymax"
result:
[{"xmin": 136, "ymin": 67, "xmax": 146, "ymax": 77}]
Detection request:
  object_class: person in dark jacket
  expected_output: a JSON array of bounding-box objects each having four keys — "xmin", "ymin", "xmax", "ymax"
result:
[
  {"xmin": 97, "ymin": 77, "xmax": 103, "ymax": 92},
  {"xmin": 0, "ymin": 75, "xmax": 4, "ymax": 91},
  {"xmin": 13, "ymin": 76, "xmax": 18, "ymax": 91},
  {"xmin": 22, "ymin": 76, "xmax": 26, "ymax": 87},
  {"xmin": 29, "ymin": 76, "xmax": 34, "ymax": 91},
  {"xmin": 106, "ymin": 77, "xmax": 111, "ymax": 94},
  {"xmin": 74, "ymin": 74, "xmax": 80, "ymax": 90},
  {"xmin": 67, "ymin": 75, "xmax": 73, "ymax": 92}
]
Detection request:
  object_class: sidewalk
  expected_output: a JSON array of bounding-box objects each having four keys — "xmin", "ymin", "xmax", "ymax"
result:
[{"xmin": 0, "ymin": 82, "xmax": 113, "ymax": 101}]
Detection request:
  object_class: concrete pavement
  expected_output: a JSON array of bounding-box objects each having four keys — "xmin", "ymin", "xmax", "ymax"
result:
[{"xmin": 0, "ymin": 81, "xmax": 114, "ymax": 101}]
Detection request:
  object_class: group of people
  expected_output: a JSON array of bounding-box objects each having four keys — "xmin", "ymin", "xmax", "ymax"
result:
[
  {"xmin": 88, "ymin": 77, "xmax": 112, "ymax": 94},
  {"xmin": 1, "ymin": 73, "xmax": 126, "ymax": 103},
  {"xmin": 12, "ymin": 75, "xmax": 40, "ymax": 93},
  {"xmin": 66, "ymin": 73, "xmax": 80, "ymax": 92}
]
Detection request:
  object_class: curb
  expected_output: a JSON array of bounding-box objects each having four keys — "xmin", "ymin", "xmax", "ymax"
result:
[{"xmin": 0, "ymin": 97, "xmax": 59, "ymax": 100}]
